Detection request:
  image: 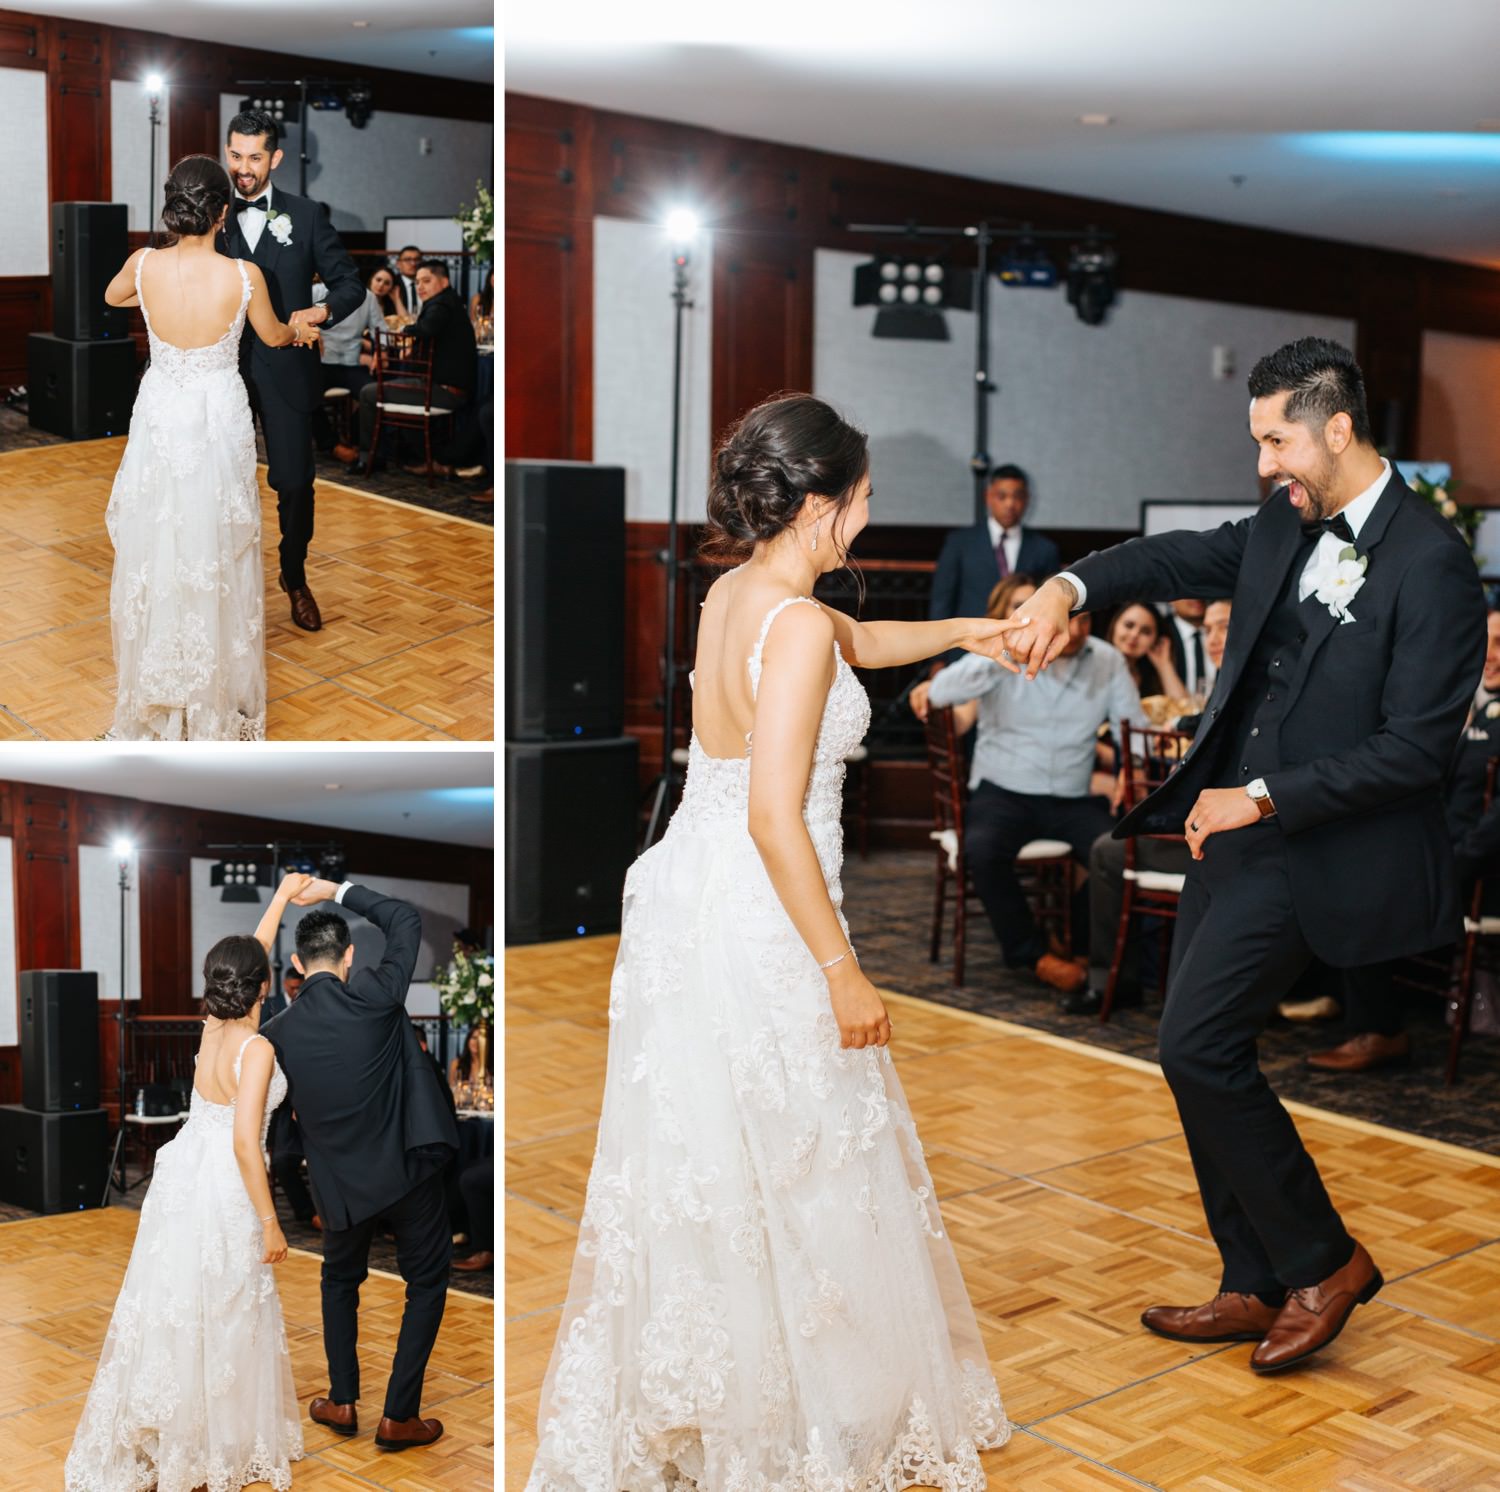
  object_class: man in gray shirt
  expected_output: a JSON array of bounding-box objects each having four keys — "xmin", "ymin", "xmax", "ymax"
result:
[{"xmin": 922, "ymin": 610, "xmax": 1143, "ymax": 991}]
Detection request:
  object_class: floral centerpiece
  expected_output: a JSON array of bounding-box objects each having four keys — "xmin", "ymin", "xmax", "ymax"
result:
[
  {"xmin": 455, "ymin": 181, "xmax": 493, "ymax": 260},
  {"xmin": 434, "ymin": 945, "xmax": 494, "ymax": 1030},
  {"xmin": 1411, "ymin": 471, "xmax": 1479, "ymax": 550}
]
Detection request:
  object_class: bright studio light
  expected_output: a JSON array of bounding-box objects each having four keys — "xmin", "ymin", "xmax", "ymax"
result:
[
  {"xmin": 144, "ymin": 73, "xmax": 165, "ymax": 94},
  {"xmin": 664, "ymin": 208, "xmax": 700, "ymax": 244},
  {"xmin": 112, "ymin": 838, "xmax": 134, "ymax": 858}
]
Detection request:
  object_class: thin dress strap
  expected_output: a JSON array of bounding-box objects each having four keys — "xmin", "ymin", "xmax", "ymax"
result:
[
  {"xmin": 231, "ymin": 1032, "xmax": 266, "ymax": 1091},
  {"xmin": 747, "ymin": 596, "xmax": 823, "ymax": 700},
  {"xmin": 134, "ymin": 247, "xmax": 153, "ymax": 331}
]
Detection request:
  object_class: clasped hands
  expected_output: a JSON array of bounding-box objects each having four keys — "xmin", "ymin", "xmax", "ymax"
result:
[
  {"xmin": 273, "ymin": 871, "xmax": 342, "ymax": 906},
  {"xmin": 287, "ymin": 304, "xmax": 328, "ymax": 349}
]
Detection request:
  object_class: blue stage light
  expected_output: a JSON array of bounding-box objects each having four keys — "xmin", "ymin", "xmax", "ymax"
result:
[{"xmin": 1284, "ymin": 132, "xmax": 1500, "ymax": 165}]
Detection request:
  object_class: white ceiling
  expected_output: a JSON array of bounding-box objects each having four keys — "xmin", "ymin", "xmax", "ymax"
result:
[
  {"xmin": 2, "ymin": 749, "xmax": 494, "ymax": 847},
  {"xmin": 506, "ymin": 0, "xmax": 1500, "ymax": 266},
  {"xmin": 27, "ymin": 1, "xmax": 494, "ymax": 83}
]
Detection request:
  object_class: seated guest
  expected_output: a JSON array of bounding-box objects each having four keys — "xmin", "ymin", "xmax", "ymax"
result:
[
  {"xmin": 448, "ymin": 1025, "xmax": 493, "ymax": 1092},
  {"xmin": 929, "ymin": 465, "xmax": 1060, "ymax": 663},
  {"xmin": 367, "ymin": 263, "xmax": 399, "ymax": 320},
  {"xmin": 910, "ymin": 572, "xmax": 1038, "ymax": 733},
  {"xmin": 1106, "ymin": 602, "xmax": 1191, "ymax": 706},
  {"xmin": 1068, "ymin": 597, "xmax": 1233, "ymax": 1016},
  {"xmin": 1158, "ymin": 598, "xmax": 1217, "ymax": 700},
  {"xmin": 311, "ymin": 274, "xmax": 385, "ymax": 450},
  {"xmin": 335, "ymin": 259, "xmax": 476, "ymax": 476},
  {"xmin": 451, "ymin": 1158, "xmax": 493, "ymax": 1273},
  {"xmin": 1306, "ymin": 607, "xmax": 1500, "ymax": 1072},
  {"xmin": 469, "ymin": 268, "xmax": 494, "ymax": 326},
  {"xmin": 922, "ymin": 608, "xmax": 1143, "ymax": 993},
  {"xmin": 392, "ymin": 244, "xmax": 423, "ymax": 320}
]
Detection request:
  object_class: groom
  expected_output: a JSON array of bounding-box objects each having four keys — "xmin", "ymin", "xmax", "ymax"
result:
[
  {"xmin": 261, "ymin": 877, "xmax": 459, "ymax": 1450},
  {"xmin": 1000, "ymin": 338, "xmax": 1485, "ymax": 1372},
  {"xmin": 220, "ymin": 108, "xmax": 364, "ymax": 632}
]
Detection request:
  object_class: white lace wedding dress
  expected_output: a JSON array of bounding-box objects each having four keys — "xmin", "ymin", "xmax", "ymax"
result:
[
  {"xmin": 528, "ymin": 597, "xmax": 1009, "ymax": 1492},
  {"xmin": 64, "ymin": 1033, "xmax": 304, "ymax": 1492},
  {"xmin": 106, "ymin": 248, "xmax": 266, "ymax": 741}
]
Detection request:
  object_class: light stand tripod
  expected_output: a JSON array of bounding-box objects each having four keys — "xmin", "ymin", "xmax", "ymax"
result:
[
  {"xmin": 642, "ymin": 237, "xmax": 695, "ymax": 849},
  {"xmin": 104, "ymin": 843, "xmax": 134, "ymax": 1203},
  {"xmin": 146, "ymin": 79, "xmax": 163, "ymax": 246}
]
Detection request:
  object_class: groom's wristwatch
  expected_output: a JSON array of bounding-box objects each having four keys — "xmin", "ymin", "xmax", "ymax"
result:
[{"xmin": 1246, "ymin": 778, "xmax": 1276, "ymax": 818}]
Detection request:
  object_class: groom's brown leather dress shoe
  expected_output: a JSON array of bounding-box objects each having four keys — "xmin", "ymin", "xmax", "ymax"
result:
[
  {"xmin": 375, "ymin": 1414, "xmax": 445, "ymax": 1451},
  {"xmin": 1305, "ymin": 1031, "xmax": 1410, "ymax": 1073},
  {"xmin": 1250, "ymin": 1242, "xmax": 1382, "ymax": 1374},
  {"xmin": 278, "ymin": 574, "xmax": 323, "ymax": 632},
  {"xmin": 309, "ymin": 1396, "xmax": 358, "ymax": 1436},
  {"xmin": 1141, "ymin": 1291, "xmax": 1281, "ymax": 1344}
]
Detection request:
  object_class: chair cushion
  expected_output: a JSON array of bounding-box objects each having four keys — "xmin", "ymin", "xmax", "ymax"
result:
[
  {"xmin": 670, "ymin": 747, "xmax": 691, "ymax": 767},
  {"xmin": 929, "ymin": 828, "xmax": 959, "ymax": 873},
  {"xmin": 322, "ymin": 387, "xmax": 351, "ymax": 400},
  {"xmin": 376, "ymin": 402, "xmax": 443, "ymax": 415},
  {"xmin": 1016, "ymin": 838, "xmax": 1072, "ymax": 862},
  {"xmin": 1124, "ymin": 868, "xmax": 1187, "ymax": 893},
  {"xmin": 844, "ymin": 743, "xmax": 869, "ymax": 763},
  {"xmin": 1464, "ymin": 916, "xmax": 1500, "ymax": 935}
]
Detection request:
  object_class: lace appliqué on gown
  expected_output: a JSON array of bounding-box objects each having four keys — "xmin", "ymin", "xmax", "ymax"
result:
[
  {"xmin": 64, "ymin": 1035, "xmax": 304, "ymax": 1492},
  {"xmin": 528, "ymin": 597, "xmax": 1010, "ymax": 1492},
  {"xmin": 106, "ymin": 249, "xmax": 266, "ymax": 741}
]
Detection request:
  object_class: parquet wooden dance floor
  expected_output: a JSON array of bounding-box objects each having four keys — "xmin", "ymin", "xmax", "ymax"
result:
[
  {"xmin": 0, "ymin": 439, "xmax": 493, "ymax": 741},
  {"xmin": 0, "ymin": 1206, "xmax": 494, "ymax": 1490},
  {"xmin": 506, "ymin": 937, "xmax": 1500, "ymax": 1491}
]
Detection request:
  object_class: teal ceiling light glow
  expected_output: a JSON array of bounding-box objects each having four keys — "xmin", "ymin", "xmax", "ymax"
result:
[{"xmin": 1284, "ymin": 132, "xmax": 1500, "ymax": 165}]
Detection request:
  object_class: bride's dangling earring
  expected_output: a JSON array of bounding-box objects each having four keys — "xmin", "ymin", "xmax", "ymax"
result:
[{"xmin": 811, "ymin": 514, "xmax": 820, "ymax": 552}]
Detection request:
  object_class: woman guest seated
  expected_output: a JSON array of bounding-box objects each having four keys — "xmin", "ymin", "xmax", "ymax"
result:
[
  {"xmin": 367, "ymin": 263, "xmax": 399, "ymax": 320},
  {"xmin": 1106, "ymin": 601, "xmax": 1192, "ymax": 717},
  {"xmin": 469, "ymin": 268, "xmax": 494, "ymax": 329},
  {"xmin": 448, "ymin": 1025, "xmax": 493, "ymax": 1094}
]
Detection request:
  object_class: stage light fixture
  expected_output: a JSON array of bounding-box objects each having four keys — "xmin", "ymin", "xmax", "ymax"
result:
[
  {"xmin": 344, "ymin": 83, "xmax": 373, "ymax": 129},
  {"xmin": 1066, "ymin": 241, "xmax": 1118, "ymax": 326},
  {"xmin": 210, "ymin": 859, "xmax": 272, "ymax": 904},
  {"xmin": 144, "ymin": 73, "xmax": 164, "ymax": 96},
  {"xmin": 664, "ymin": 208, "xmax": 700, "ymax": 245},
  {"xmin": 112, "ymin": 837, "xmax": 134, "ymax": 859},
  {"xmin": 853, "ymin": 254, "xmax": 975, "ymax": 341},
  {"xmin": 997, "ymin": 238, "xmax": 1058, "ymax": 289}
]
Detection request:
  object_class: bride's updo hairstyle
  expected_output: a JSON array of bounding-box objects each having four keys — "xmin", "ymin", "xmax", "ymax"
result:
[
  {"xmin": 702, "ymin": 393, "xmax": 868, "ymax": 565},
  {"xmin": 202, "ymin": 935, "xmax": 270, "ymax": 1020},
  {"xmin": 161, "ymin": 154, "xmax": 232, "ymax": 240}
]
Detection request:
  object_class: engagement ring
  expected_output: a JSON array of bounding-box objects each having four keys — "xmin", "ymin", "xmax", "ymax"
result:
[
  {"xmin": 1190, "ymin": 821, "xmax": 1200, "ymax": 832},
  {"xmin": 1001, "ymin": 649, "xmax": 1013, "ymax": 662}
]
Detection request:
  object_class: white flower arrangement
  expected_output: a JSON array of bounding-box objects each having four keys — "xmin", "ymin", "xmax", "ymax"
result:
[
  {"xmin": 433, "ymin": 946, "xmax": 495, "ymax": 1027},
  {"xmin": 1314, "ymin": 544, "xmax": 1368, "ymax": 624},
  {"xmin": 266, "ymin": 207, "xmax": 293, "ymax": 246},
  {"xmin": 454, "ymin": 182, "xmax": 493, "ymax": 256}
]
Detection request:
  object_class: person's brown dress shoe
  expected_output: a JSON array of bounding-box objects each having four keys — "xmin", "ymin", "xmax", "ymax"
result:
[
  {"xmin": 375, "ymin": 1414, "xmax": 445, "ymax": 1451},
  {"xmin": 309, "ymin": 1396, "xmax": 358, "ymax": 1436},
  {"xmin": 331, "ymin": 443, "xmax": 359, "ymax": 465},
  {"xmin": 468, "ymin": 488, "xmax": 494, "ymax": 505},
  {"xmin": 1250, "ymin": 1242, "xmax": 1382, "ymax": 1373},
  {"xmin": 1141, "ymin": 1291, "xmax": 1281, "ymax": 1344},
  {"xmin": 1305, "ymin": 1031, "xmax": 1410, "ymax": 1073},
  {"xmin": 451, "ymin": 1250, "xmax": 493, "ymax": 1272},
  {"xmin": 1034, "ymin": 953, "xmax": 1087, "ymax": 994},
  {"xmin": 278, "ymin": 574, "xmax": 323, "ymax": 632},
  {"xmin": 405, "ymin": 460, "xmax": 455, "ymax": 479}
]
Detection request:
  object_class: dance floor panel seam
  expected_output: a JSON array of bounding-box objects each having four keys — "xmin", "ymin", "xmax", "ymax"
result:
[{"xmin": 505, "ymin": 935, "xmax": 1500, "ymax": 1491}]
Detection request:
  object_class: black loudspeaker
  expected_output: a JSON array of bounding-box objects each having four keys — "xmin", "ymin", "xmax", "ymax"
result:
[
  {"xmin": 505, "ymin": 461, "xmax": 626, "ymax": 740},
  {"xmin": 505, "ymin": 736, "xmax": 640, "ymax": 944},
  {"xmin": 21, "ymin": 970, "xmax": 100, "ymax": 1112},
  {"xmin": 27, "ymin": 334, "xmax": 137, "ymax": 440},
  {"xmin": 52, "ymin": 201, "xmax": 130, "ymax": 341},
  {"xmin": 0, "ymin": 1106, "xmax": 109, "ymax": 1213}
]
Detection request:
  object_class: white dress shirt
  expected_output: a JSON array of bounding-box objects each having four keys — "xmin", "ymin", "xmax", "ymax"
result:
[
  {"xmin": 1170, "ymin": 612, "xmax": 1215, "ymax": 697},
  {"xmin": 235, "ymin": 180, "xmax": 274, "ymax": 253},
  {"xmin": 986, "ymin": 515, "xmax": 1022, "ymax": 575},
  {"xmin": 334, "ymin": 881, "xmax": 353, "ymax": 904}
]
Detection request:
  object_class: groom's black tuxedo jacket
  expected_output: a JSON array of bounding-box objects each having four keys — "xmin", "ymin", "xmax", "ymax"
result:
[
  {"xmin": 218, "ymin": 187, "xmax": 364, "ymax": 414},
  {"xmin": 1070, "ymin": 468, "xmax": 1486, "ymax": 967},
  {"xmin": 261, "ymin": 885, "xmax": 458, "ymax": 1230}
]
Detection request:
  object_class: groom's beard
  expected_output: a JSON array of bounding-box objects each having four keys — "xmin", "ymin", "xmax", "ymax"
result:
[
  {"xmin": 1271, "ymin": 446, "xmax": 1341, "ymax": 522},
  {"xmin": 233, "ymin": 168, "xmax": 268, "ymax": 199}
]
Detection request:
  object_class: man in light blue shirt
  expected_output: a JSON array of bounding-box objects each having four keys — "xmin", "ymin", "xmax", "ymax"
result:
[{"xmin": 923, "ymin": 611, "xmax": 1143, "ymax": 990}]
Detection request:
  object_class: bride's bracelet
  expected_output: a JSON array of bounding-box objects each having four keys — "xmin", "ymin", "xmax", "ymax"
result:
[
  {"xmin": 259, "ymin": 1212, "xmax": 276, "ymax": 1223},
  {"xmin": 817, "ymin": 944, "xmax": 857, "ymax": 971}
]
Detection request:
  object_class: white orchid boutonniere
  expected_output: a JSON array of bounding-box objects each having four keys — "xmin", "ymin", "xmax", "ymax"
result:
[
  {"xmin": 1315, "ymin": 544, "xmax": 1368, "ymax": 624},
  {"xmin": 265, "ymin": 207, "xmax": 293, "ymax": 247}
]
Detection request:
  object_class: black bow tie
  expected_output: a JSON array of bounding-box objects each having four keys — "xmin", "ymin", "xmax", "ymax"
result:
[
  {"xmin": 1301, "ymin": 512, "xmax": 1355, "ymax": 543},
  {"xmin": 234, "ymin": 196, "xmax": 269, "ymax": 213}
]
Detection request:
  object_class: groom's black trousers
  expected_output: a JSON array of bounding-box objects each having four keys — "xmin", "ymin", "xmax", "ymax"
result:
[
  {"xmin": 1160, "ymin": 819, "xmax": 1355, "ymax": 1293},
  {"xmin": 320, "ymin": 1171, "xmax": 451, "ymax": 1419},
  {"xmin": 244, "ymin": 372, "xmax": 316, "ymax": 590}
]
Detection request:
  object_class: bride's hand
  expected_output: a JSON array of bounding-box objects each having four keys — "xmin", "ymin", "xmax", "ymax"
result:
[
  {"xmin": 825, "ymin": 961, "xmax": 892, "ymax": 1050},
  {"xmin": 276, "ymin": 872, "xmax": 311, "ymax": 901},
  {"xmin": 953, "ymin": 618, "xmax": 1010, "ymax": 658},
  {"xmin": 262, "ymin": 1220, "xmax": 288, "ymax": 1265}
]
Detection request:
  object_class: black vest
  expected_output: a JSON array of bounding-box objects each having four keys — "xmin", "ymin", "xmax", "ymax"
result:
[{"xmin": 1212, "ymin": 532, "xmax": 1322, "ymax": 789}]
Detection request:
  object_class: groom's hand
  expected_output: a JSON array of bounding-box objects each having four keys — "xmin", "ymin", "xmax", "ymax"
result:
[
  {"xmin": 288, "ymin": 305, "xmax": 329, "ymax": 328},
  {"xmin": 291, "ymin": 877, "xmax": 342, "ymax": 906},
  {"xmin": 993, "ymin": 576, "xmax": 1076, "ymax": 679},
  {"xmin": 1184, "ymin": 788, "xmax": 1260, "ymax": 859},
  {"xmin": 277, "ymin": 871, "xmax": 312, "ymax": 901}
]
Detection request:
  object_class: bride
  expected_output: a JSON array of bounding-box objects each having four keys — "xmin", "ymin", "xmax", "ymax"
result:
[
  {"xmin": 64, "ymin": 873, "xmax": 311, "ymax": 1492},
  {"xmin": 528, "ymin": 394, "xmax": 1015, "ymax": 1491},
  {"xmin": 101, "ymin": 154, "xmax": 320, "ymax": 741}
]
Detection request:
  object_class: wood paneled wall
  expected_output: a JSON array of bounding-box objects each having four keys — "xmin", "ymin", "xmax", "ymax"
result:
[
  {"xmin": 505, "ymin": 89, "xmax": 1500, "ymax": 824},
  {"xmin": 0, "ymin": 6, "xmax": 492, "ymax": 386},
  {"xmin": 0, "ymin": 779, "xmax": 494, "ymax": 1107}
]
